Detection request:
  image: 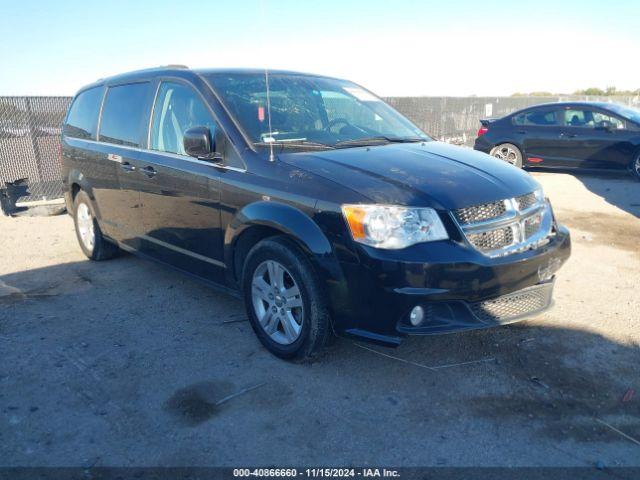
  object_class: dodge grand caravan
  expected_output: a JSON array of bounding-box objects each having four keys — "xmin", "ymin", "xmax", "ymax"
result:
[{"xmin": 61, "ymin": 66, "xmax": 571, "ymax": 359}]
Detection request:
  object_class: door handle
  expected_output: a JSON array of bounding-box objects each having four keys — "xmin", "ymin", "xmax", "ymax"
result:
[
  {"xmin": 560, "ymin": 132, "xmax": 577, "ymax": 138},
  {"xmin": 516, "ymin": 130, "xmax": 527, "ymax": 134},
  {"xmin": 140, "ymin": 166, "xmax": 157, "ymax": 178},
  {"xmin": 120, "ymin": 161, "xmax": 136, "ymax": 172}
]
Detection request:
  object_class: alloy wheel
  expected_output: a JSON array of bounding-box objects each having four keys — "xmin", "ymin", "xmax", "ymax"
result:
[
  {"xmin": 76, "ymin": 202, "xmax": 95, "ymax": 252},
  {"xmin": 491, "ymin": 145, "xmax": 519, "ymax": 165},
  {"xmin": 251, "ymin": 260, "xmax": 304, "ymax": 345}
]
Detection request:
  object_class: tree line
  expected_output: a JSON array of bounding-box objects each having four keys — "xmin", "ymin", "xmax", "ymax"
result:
[{"xmin": 512, "ymin": 87, "xmax": 640, "ymax": 97}]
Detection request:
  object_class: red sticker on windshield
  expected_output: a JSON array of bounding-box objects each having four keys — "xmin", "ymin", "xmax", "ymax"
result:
[{"xmin": 258, "ymin": 106, "xmax": 265, "ymax": 122}]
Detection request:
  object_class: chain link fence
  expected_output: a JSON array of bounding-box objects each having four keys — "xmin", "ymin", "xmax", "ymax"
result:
[
  {"xmin": 1, "ymin": 94, "xmax": 639, "ymax": 212},
  {"xmin": 0, "ymin": 96, "xmax": 71, "ymax": 208}
]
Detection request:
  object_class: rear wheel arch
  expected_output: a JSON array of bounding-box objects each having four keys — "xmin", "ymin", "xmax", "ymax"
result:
[
  {"xmin": 72, "ymin": 190, "xmax": 118, "ymax": 261},
  {"xmin": 493, "ymin": 139, "xmax": 525, "ymax": 153},
  {"xmin": 631, "ymin": 148, "xmax": 640, "ymax": 181},
  {"xmin": 71, "ymin": 183, "xmax": 81, "ymax": 200},
  {"xmin": 67, "ymin": 169, "xmax": 96, "ymax": 206}
]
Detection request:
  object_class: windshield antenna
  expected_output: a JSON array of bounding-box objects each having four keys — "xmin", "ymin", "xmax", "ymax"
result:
[
  {"xmin": 259, "ymin": 0, "xmax": 275, "ymax": 162},
  {"xmin": 264, "ymin": 67, "xmax": 275, "ymax": 162}
]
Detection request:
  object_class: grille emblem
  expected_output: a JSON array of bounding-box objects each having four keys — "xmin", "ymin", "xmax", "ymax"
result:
[{"xmin": 455, "ymin": 191, "xmax": 553, "ymax": 257}]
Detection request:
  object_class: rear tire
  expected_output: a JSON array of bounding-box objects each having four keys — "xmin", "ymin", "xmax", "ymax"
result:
[
  {"xmin": 490, "ymin": 143, "xmax": 523, "ymax": 168},
  {"xmin": 73, "ymin": 190, "xmax": 119, "ymax": 261},
  {"xmin": 631, "ymin": 154, "xmax": 640, "ymax": 181},
  {"xmin": 242, "ymin": 236, "xmax": 331, "ymax": 360}
]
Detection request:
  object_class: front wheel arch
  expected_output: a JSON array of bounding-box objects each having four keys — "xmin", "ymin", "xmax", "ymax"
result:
[{"xmin": 224, "ymin": 201, "xmax": 344, "ymax": 286}]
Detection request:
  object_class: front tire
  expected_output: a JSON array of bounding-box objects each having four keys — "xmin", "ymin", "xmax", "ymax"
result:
[
  {"xmin": 490, "ymin": 143, "xmax": 523, "ymax": 168},
  {"xmin": 242, "ymin": 236, "xmax": 331, "ymax": 360},
  {"xmin": 73, "ymin": 190, "xmax": 119, "ymax": 261}
]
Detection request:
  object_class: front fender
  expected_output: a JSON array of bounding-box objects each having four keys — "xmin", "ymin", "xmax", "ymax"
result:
[{"xmin": 224, "ymin": 201, "xmax": 345, "ymax": 285}]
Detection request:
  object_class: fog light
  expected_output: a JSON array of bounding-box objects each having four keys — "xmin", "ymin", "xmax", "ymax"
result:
[{"xmin": 409, "ymin": 306, "xmax": 425, "ymax": 326}]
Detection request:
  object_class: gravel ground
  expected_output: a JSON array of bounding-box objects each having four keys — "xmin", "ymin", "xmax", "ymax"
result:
[{"xmin": 0, "ymin": 171, "xmax": 638, "ymax": 468}]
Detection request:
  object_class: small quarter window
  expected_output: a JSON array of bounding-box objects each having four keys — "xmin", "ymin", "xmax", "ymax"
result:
[
  {"xmin": 150, "ymin": 82, "xmax": 216, "ymax": 155},
  {"xmin": 64, "ymin": 87, "xmax": 103, "ymax": 140},
  {"xmin": 99, "ymin": 83, "xmax": 150, "ymax": 147}
]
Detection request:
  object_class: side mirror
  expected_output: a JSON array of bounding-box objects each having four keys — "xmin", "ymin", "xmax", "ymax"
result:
[{"xmin": 183, "ymin": 126, "xmax": 222, "ymax": 161}]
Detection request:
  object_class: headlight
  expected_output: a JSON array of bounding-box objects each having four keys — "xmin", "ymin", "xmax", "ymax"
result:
[{"xmin": 341, "ymin": 204, "xmax": 448, "ymax": 249}]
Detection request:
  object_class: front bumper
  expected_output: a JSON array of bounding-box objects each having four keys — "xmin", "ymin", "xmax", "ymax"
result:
[
  {"xmin": 332, "ymin": 224, "xmax": 571, "ymax": 345},
  {"xmin": 396, "ymin": 278, "xmax": 555, "ymax": 335}
]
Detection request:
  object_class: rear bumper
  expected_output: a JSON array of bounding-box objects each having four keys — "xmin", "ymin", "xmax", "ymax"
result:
[
  {"xmin": 473, "ymin": 137, "xmax": 493, "ymax": 154},
  {"xmin": 331, "ymin": 225, "xmax": 571, "ymax": 346}
]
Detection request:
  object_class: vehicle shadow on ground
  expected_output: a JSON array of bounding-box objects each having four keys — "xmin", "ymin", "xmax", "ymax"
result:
[
  {"xmin": 1, "ymin": 257, "xmax": 639, "ymax": 466},
  {"xmin": 528, "ymin": 167, "xmax": 640, "ymax": 218}
]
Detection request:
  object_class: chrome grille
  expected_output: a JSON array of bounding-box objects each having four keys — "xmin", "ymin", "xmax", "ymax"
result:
[
  {"xmin": 455, "ymin": 200, "xmax": 506, "ymax": 225},
  {"xmin": 524, "ymin": 213, "xmax": 542, "ymax": 239},
  {"xmin": 467, "ymin": 225, "xmax": 515, "ymax": 251},
  {"xmin": 516, "ymin": 192, "xmax": 537, "ymax": 211},
  {"xmin": 454, "ymin": 190, "xmax": 553, "ymax": 257},
  {"xmin": 470, "ymin": 283, "xmax": 553, "ymax": 323}
]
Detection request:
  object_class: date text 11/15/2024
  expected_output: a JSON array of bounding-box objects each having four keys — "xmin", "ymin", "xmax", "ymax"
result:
[{"xmin": 233, "ymin": 468, "xmax": 400, "ymax": 478}]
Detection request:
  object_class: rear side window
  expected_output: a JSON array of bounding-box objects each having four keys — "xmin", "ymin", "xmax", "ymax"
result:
[
  {"xmin": 513, "ymin": 109, "xmax": 558, "ymax": 126},
  {"xmin": 64, "ymin": 87, "xmax": 103, "ymax": 139},
  {"xmin": 99, "ymin": 83, "xmax": 149, "ymax": 147}
]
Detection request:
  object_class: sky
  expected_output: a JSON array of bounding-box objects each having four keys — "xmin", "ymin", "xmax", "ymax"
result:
[{"xmin": 1, "ymin": 0, "xmax": 639, "ymax": 97}]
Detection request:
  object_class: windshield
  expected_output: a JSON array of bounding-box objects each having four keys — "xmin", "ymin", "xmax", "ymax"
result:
[
  {"xmin": 205, "ymin": 73, "xmax": 430, "ymax": 148},
  {"xmin": 605, "ymin": 103, "xmax": 640, "ymax": 124}
]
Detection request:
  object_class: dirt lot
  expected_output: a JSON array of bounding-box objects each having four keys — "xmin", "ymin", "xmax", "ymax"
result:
[{"xmin": 1, "ymin": 171, "xmax": 639, "ymax": 468}]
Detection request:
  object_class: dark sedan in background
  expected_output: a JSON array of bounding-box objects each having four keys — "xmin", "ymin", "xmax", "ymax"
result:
[{"xmin": 474, "ymin": 101, "xmax": 640, "ymax": 180}]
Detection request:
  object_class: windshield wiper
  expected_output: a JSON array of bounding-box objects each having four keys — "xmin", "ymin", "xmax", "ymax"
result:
[
  {"xmin": 254, "ymin": 140, "xmax": 335, "ymax": 150},
  {"xmin": 391, "ymin": 137, "xmax": 428, "ymax": 143},
  {"xmin": 333, "ymin": 136, "xmax": 426, "ymax": 148}
]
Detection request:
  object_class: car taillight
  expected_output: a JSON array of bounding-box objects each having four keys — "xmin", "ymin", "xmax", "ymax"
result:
[{"xmin": 477, "ymin": 126, "xmax": 489, "ymax": 137}]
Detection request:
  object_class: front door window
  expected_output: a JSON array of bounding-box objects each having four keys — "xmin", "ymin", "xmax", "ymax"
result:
[
  {"xmin": 150, "ymin": 82, "xmax": 217, "ymax": 155},
  {"xmin": 563, "ymin": 109, "xmax": 624, "ymax": 129}
]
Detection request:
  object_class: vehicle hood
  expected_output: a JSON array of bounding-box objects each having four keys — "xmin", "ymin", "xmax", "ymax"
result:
[{"xmin": 278, "ymin": 141, "xmax": 540, "ymax": 210}]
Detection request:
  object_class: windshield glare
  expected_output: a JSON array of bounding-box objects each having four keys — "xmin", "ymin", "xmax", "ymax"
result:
[{"xmin": 205, "ymin": 73, "xmax": 430, "ymax": 148}]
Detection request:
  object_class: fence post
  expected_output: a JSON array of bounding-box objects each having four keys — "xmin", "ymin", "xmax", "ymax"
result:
[{"xmin": 24, "ymin": 97, "xmax": 45, "ymax": 199}]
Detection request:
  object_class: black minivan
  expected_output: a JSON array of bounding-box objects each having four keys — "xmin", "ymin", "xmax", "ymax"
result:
[{"xmin": 62, "ymin": 66, "xmax": 571, "ymax": 359}]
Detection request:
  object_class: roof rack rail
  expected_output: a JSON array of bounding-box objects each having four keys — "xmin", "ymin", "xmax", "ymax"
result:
[{"xmin": 163, "ymin": 64, "xmax": 189, "ymax": 69}]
